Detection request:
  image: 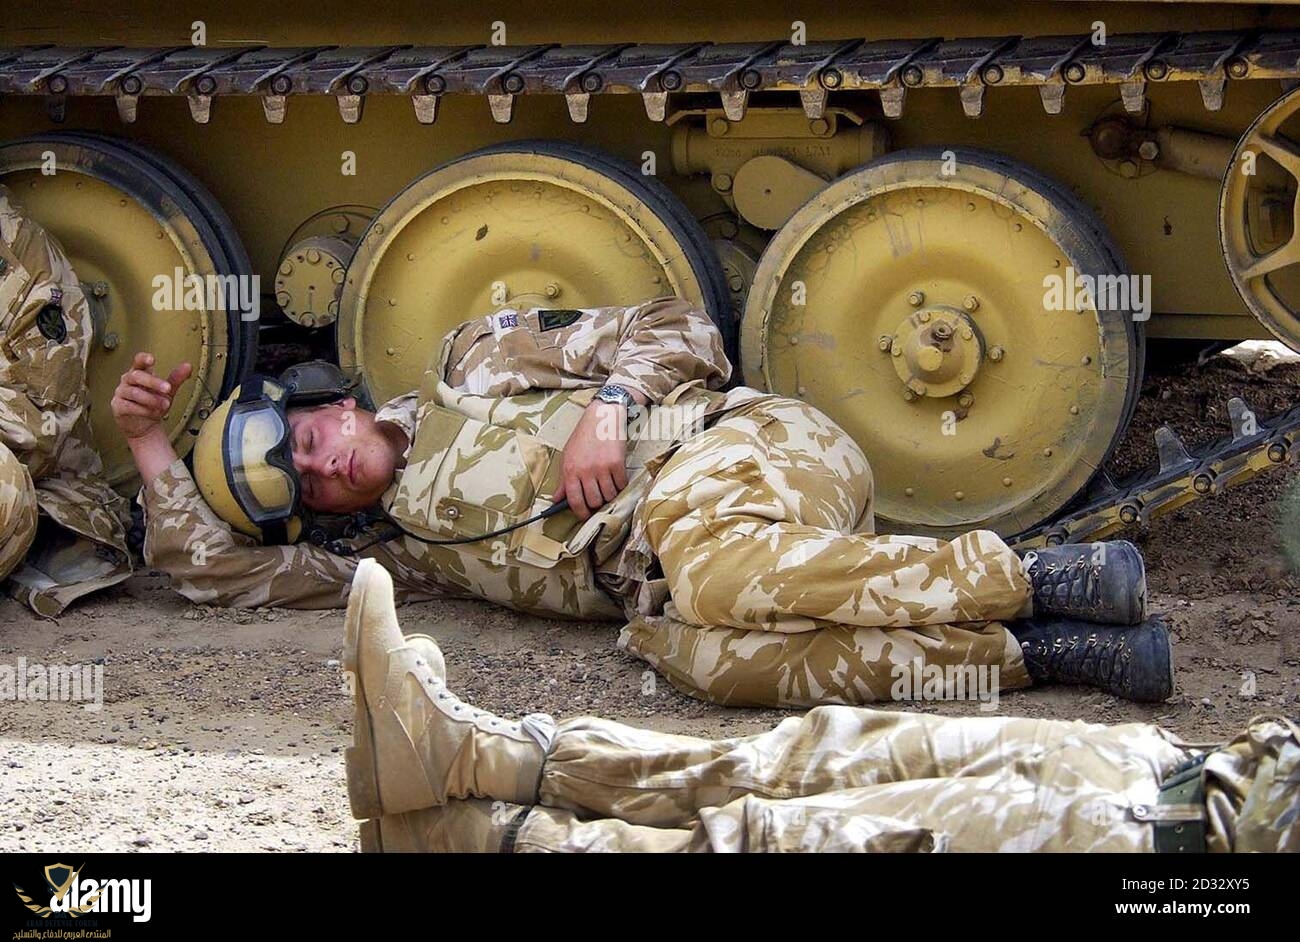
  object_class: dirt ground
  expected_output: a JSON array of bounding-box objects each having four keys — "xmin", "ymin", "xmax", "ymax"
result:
[{"xmin": 1, "ymin": 349, "xmax": 1298, "ymax": 853}]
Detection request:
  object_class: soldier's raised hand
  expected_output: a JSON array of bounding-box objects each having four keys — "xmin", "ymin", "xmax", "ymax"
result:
[{"xmin": 111, "ymin": 352, "xmax": 193, "ymax": 442}]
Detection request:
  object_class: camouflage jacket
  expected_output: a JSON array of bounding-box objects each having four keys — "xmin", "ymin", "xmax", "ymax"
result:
[
  {"xmin": 143, "ymin": 297, "xmax": 767, "ymax": 614},
  {"xmin": 0, "ymin": 185, "xmax": 132, "ymax": 616}
]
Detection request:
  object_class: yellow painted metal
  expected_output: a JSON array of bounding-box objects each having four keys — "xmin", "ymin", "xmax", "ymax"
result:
[
  {"xmin": 742, "ymin": 153, "xmax": 1136, "ymax": 536},
  {"xmin": 0, "ymin": 162, "xmax": 224, "ymax": 489},
  {"xmin": 275, "ymin": 234, "xmax": 353, "ymax": 328},
  {"xmin": 888, "ymin": 308, "xmax": 985, "ymax": 399},
  {"xmin": 732, "ymin": 155, "xmax": 829, "ymax": 231},
  {"xmin": 338, "ymin": 148, "xmax": 714, "ymax": 407},
  {"xmin": 1220, "ymin": 86, "xmax": 1300, "ymax": 351}
]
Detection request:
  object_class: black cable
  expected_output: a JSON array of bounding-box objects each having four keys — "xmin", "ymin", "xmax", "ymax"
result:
[{"xmin": 327, "ymin": 499, "xmax": 571, "ymax": 557}]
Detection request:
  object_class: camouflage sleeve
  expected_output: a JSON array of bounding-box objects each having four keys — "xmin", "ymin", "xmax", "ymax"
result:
[
  {"xmin": 141, "ymin": 458, "xmax": 359, "ymax": 609},
  {"xmin": 0, "ymin": 197, "xmax": 92, "ymax": 481},
  {"xmin": 443, "ymin": 296, "xmax": 731, "ymax": 404}
]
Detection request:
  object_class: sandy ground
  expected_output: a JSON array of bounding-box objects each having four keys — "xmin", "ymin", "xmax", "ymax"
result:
[{"xmin": 1, "ymin": 350, "xmax": 1298, "ymax": 853}]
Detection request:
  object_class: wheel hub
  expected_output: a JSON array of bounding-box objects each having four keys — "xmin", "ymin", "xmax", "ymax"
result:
[{"xmin": 888, "ymin": 307, "xmax": 984, "ymax": 399}]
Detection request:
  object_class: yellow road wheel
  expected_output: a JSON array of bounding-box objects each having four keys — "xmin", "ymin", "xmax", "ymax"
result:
[
  {"xmin": 1220, "ymin": 86, "xmax": 1300, "ymax": 352},
  {"xmin": 338, "ymin": 140, "xmax": 732, "ymax": 407},
  {"xmin": 0, "ymin": 133, "xmax": 255, "ymax": 490},
  {"xmin": 742, "ymin": 147, "xmax": 1140, "ymax": 538}
]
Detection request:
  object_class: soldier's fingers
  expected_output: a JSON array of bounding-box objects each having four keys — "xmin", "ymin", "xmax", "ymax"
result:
[
  {"xmin": 565, "ymin": 474, "xmax": 591, "ymax": 520},
  {"xmin": 118, "ymin": 385, "xmax": 171, "ymax": 414},
  {"xmin": 580, "ymin": 476, "xmax": 606, "ymax": 513},
  {"xmin": 167, "ymin": 362, "xmax": 193, "ymax": 390},
  {"xmin": 596, "ymin": 472, "xmax": 619, "ymax": 504},
  {"xmin": 111, "ymin": 399, "xmax": 154, "ymax": 418},
  {"xmin": 130, "ymin": 352, "xmax": 156, "ymax": 372},
  {"xmin": 126, "ymin": 369, "xmax": 173, "ymax": 396},
  {"xmin": 612, "ymin": 463, "xmax": 629, "ymax": 492}
]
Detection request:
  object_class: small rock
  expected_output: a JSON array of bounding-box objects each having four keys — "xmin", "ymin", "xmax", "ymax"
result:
[
  {"xmin": 132, "ymin": 836, "xmax": 152, "ymax": 847},
  {"xmin": 192, "ymin": 831, "xmax": 209, "ymax": 841},
  {"xmin": 1200, "ymin": 697, "xmax": 1213, "ymax": 708},
  {"xmin": 237, "ymin": 794, "xmax": 256, "ymax": 805}
]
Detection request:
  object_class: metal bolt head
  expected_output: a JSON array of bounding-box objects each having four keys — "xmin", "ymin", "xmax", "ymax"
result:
[
  {"xmin": 503, "ymin": 73, "xmax": 525, "ymax": 94},
  {"xmin": 195, "ymin": 75, "xmax": 217, "ymax": 95},
  {"xmin": 908, "ymin": 291, "xmax": 925, "ymax": 307},
  {"xmin": 710, "ymin": 117, "xmax": 729, "ymax": 135},
  {"xmin": 963, "ymin": 295, "xmax": 979, "ymax": 312},
  {"xmin": 1268, "ymin": 443, "xmax": 1287, "ymax": 463},
  {"xmin": 917, "ymin": 310, "xmax": 931, "ymax": 323},
  {"xmin": 270, "ymin": 75, "xmax": 292, "ymax": 95},
  {"xmin": 988, "ymin": 345, "xmax": 1005, "ymax": 362},
  {"xmin": 102, "ymin": 332, "xmax": 119, "ymax": 351},
  {"xmin": 902, "ymin": 389, "xmax": 918, "ymax": 402},
  {"xmin": 1118, "ymin": 159, "xmax": 1140, "ymax": 178},
  {"xmin": 1193, "ymin": 474, "xmax": 1212, "ymax": 494},
  {"xmin": 1145, "ymin": 60, "xmax": 1168, "ymax": 81},
  {"xmin": 347, "ymin": 75, "xmax": 369, "ymax": 95},
  {"xmin": 1227, "ymin": 57, "xmax": 1249, "ymax": 79},
  {"xmin": 91, "ymin": 281, "xmax": 109, "ymax": 298},
  {"xmin": 48, "ymin": 75, "xmax": 68, "ymax": 94},
  {"xmin": 957, "ymin": 393, "xmax": 974, "ymax": 409},
  {"xmin": 740, "ymin": 69, "xmax": 762, "ymax": 90},
  {"xmin": 901, "ymin": 65, "xmax": 924, "ymax": 87},
  {"xmin": 820, "ymin": 67, "xmax": 843, "ymax": 89},
  {"xmin": 425, "ymin": 74, "xmax": 446, "ymax": 94},
  {"xmin": 545, "ymin": 282, "xmax": 562, "ymax": 299},
  {"xmin": 809, "ymin": 117, "xmax": 831, "ymax": 136},
  {"xmin": 878, "ymin": 335, "xmax": 893, "ymax": 352},
  {"xmin": 660, "ymin": 70, "xmax": 683, "ymax": 91},
  {"xmin": 1137, "ymin": 140, "xmax": 1160, "ymax": 161},
  {"xmin": 121, "ymin": 74, "xmax": 143, "ymax": 95},
  {"xmin": 1064, "ymin": 62, "xmax": 1086, "ymax": 83},
  {"xmin": 982, "ymin": 64, "xmax": 1004, "ymax": 85},
  {"xmin": 712, "ymin": 173, "xmax": 733, "ymax": 193},
  {"xmin": 1119, "ymin": 505, "xmax": 1139, "ymax": 524}
]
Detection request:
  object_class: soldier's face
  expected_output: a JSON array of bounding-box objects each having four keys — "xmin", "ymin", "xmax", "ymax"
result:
[{"xmin": 287, "ymin": 398, "xmax": 401, "ymax": 513}]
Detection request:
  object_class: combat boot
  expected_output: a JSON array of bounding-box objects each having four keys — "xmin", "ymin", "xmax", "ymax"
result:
[
  {"xmin": 1010, "ymin": 615, "xmax": 1173, "ymax": 702},
  {"xmin": 344, "ymin": 559, "xmax": 555, "ymax": 819},
  {"xmin": 1021, "ymin": 540, "xmax": 1147, "ymax": 625},
  {"xmin": 358, "ymin": 798, "xmax": 528, "ymax": 853}
]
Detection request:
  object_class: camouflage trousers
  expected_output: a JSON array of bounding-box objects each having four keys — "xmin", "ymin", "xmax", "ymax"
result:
[
  {"xmin": 499, "ymin": 707, "xmax": 1298, "ymax": 852},
  {"xmin": 620, "ymin": 397, "xmax": 1033, "ymax": 707},
  {"xmin": 0, "ymin": 441, "xmax": 37, "ymax": 582}
]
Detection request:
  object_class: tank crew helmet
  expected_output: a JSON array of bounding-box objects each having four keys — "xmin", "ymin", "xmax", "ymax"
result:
[{"xmin": 192, "ymin": 360, "xmax": 357, "ymax": 544}]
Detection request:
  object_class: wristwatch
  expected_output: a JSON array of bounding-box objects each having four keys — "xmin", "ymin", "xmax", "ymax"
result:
[{"xmin": 594, "ymin": 384, "xmax": 643, "ymax": 422}]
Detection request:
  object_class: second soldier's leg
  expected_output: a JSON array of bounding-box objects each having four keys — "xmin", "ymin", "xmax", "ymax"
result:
[
  {"xmin": 0, "ymin": 442, "xmax": 38, "ymax": 581},
  {"xmin": 537, "ymin": 705, "xmax": 1185, "ymax": 830},
  {"xmin": 641, "ymin": 397, "xmax": 1031, "ymax": 631},
  {"xmin": 630, "ymin": 397, "xmax": 1030, "ymax": 705}
]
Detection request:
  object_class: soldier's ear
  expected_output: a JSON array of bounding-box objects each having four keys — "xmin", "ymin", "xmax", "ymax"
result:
[{"xmin": 337, "ymin": 396, "xmax": 357, "ymax": 411}]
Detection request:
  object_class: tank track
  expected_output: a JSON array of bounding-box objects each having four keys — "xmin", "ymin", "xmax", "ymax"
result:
[
  {"xmin": 1012, "ymin": 396, "xmax": 1300, "ymax": 548},
  {"xmin": 3, "ymin": 32, "xmax": 1299, "ymax": 544},
  {"xmin": 1, "ymin": 31, "xmax": 1298, "ymax": 124}
]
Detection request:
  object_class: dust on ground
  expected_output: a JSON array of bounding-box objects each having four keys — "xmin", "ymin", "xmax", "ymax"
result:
[{"xmin": 1, "ymin": 353, "xmax": 1297, "ymax": 852}]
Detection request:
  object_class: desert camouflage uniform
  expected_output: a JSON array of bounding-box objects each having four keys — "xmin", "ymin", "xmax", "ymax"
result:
[
  {"xmin": 145, "ymin": 297, "xmax": 1030, "ymax": 705},
  {"xmin": 488, "ymin": 707, "xmax": 1296, "ymax": 852},
  {"xmin": 0, "ymin": 185, "xmax": 131, "ymax": 616}
]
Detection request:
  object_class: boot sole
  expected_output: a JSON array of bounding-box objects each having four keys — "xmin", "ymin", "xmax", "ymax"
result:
[
  {"xmin": 358, "ymin": 818, "xmax": 383, "ymax": 853},
  {"xmin": 344, "ymin": 566, "xmax": 384, "ymax": 822}
]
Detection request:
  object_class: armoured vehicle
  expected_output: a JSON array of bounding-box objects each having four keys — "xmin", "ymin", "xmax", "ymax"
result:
[{"xmin": 4, "ymin": 0, "xmax": 1300, "ymax": 546}]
